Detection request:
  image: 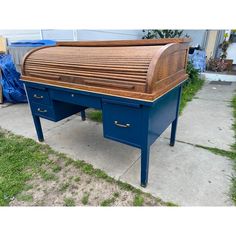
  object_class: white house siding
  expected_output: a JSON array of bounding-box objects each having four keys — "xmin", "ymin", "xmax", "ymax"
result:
[
  {"xmin": 0, "ymin": 30, "xmax": 143, "ymax": 44},
  {"xmin": 0, "ymin": 29, "xmax": 209, "ymax": 46},
  {"xmin": 76, "ymin": 30, "xmax": 143, "ymax": 40},
  {"xmin": 0, "ymin": 30, "xmax": 41, "ymax": 43},
  {"xmin": 183, "ymin": 30, "xmax": 207, "ymax": 48},
  {"xmin": 41, "ymin": 30, "xmax": 75, "ymax": 41}
]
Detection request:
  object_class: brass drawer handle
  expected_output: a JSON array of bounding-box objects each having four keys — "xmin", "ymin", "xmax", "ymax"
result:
[
  {"xmin": 114, "ymin": 121, "xmax": 130, "ymax": 128},
  {"xmin": 33, "ymin": 94, "xmax": 44, "ymax": 99},
  {"xmin": 37, "ymin": 108, "xmax": 47, "ymax": 113}
]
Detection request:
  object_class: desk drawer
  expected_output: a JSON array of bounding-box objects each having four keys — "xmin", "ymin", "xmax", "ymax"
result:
[
  {"xmin": 31, "ymin": 103, "xmax": 55, "ymax": 120},
  {"xmin": 51, "ymin": 90, "xmax": 101, "ymax": 109},
  {"xmin": 102, "ymin": 100, "xmax": 142, "ymax": 147},
  {"xmin": 27, "ymin": 87, "xmax": 51, "ymax": 105}
]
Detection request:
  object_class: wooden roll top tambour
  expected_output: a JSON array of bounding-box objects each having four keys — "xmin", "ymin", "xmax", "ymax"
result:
[{"xmin": 21, "ymin": 38, "xmax": 191, "ymax": 101}]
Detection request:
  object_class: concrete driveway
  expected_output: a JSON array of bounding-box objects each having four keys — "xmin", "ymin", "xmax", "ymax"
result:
[{"xmin": 0, "ymin": 81, "xmax": 235, "ymax": 206}]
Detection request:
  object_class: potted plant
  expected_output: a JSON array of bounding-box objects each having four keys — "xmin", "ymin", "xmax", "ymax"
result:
[{"xmin": 219, "ymin": 33, "xmax": 233, "ymax": 71}]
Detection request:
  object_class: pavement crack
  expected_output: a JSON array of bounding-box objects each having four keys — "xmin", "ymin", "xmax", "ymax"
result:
[
  {"xmin": 44, "ymin": 115, "xmax": 78, "ymax": 134},
  {"xmin": 118, "ymin": 154, "xmax": 141, "ymax": 180}
]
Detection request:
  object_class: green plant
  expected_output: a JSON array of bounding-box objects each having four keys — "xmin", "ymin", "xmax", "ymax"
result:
[
  {"xmin": 100, "ymin": 197, "xmax": 115, "ymax": 206},
  {"xmin": 0, "ymin": 131, "xmax": 49, "ymax": 206},
  {"xmin": 87, "ymin": 110, "xmax": 102, "ymax": 122},
  {"xmin": 231, "ymin": 95, "xmax": 236, "ymax": 152},
  {"xmin": 40, "ymin": 170, "xmax": 57, "ymax": 181},
  {"xmin": 64, "ymin": 197, "xmax": 76, "ymax": 206},
  {"xmin": 59, "ymin": 182, "xmax": 70, "ymax": 192},
  {"xmin": 179, "ymin": 61, "xmax": 204, "ymax": 114},
  {"xmin": 207, "ymin": 57, "xmax": 227, "ymax": 72},
  {"xmin": 219, "ymin": 33, "xmax": 232, "ymax": 59},
  {"xmin": 142, "ymin": 29, "xmax": 188, "ymax": 39},
  {"xmin": 74, "ymin": 176, "xmax": 81, "ymax": 182},
  {"xmin": 81, "ymin": 192, "xmax": 89, "ymax": 205},
  {"xmin": 52, "ymin": 164, "xmax": 62, "ymax": 173},
  {"xmin": 133, "ymin": 194, "xmax": 144, "ymax": 206},
  {"xmin": 17, "ymin": 194, "xmax": 33, "ymax": 202},
  {"xmin": 113, "ymin": 192, "xmax": 120, "ymax": 198}
]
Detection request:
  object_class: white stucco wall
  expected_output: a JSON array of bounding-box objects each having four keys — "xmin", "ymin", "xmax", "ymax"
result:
[
  {"xmin": 0, "ymin": 29, "xmax": 208, "ymax": 49},
  {"xmin": 227, "ymin": 43, "xmax": 236, "ymax": 63},
  {"xmin": 0, "ymin": 30, "xmax": 143, "ymax": 44}
]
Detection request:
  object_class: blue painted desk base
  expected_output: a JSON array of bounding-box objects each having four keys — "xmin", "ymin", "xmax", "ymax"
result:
[{"xmin": 24, "ymin": 82, "xmax": 182, "ymax": 187}]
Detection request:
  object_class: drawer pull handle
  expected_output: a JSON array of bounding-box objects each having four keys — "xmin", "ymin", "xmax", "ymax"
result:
[
  {"xmin": 33, "ymin": 94, "xmax": 44, "ymax": 99},
  {"xmin": 114, "ymin": 121, "xmax": 130, "ymax": 128},
  {"xmin": 37, "ymin": 108, "xmax": 47, "ymax": 113}
]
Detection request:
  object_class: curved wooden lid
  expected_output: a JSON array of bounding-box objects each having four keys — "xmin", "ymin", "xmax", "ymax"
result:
[{"xmin": 22, "ymin": 39, "xmax": 190, "ymax": 101}]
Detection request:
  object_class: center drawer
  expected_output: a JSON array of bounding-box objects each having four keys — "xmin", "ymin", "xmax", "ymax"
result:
[
  {"xmin": 102, "ymin": 100, "xmax": 142, "ymax": 148},
  {"xmin": 50, "ymin": 90, "xmax": 101, "ymax": 109}
]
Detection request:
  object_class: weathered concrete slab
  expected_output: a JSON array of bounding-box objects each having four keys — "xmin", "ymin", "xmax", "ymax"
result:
[
  {"xmin": 163, "ymin": 82, "xmax": 235, "ymax": 151},
  {"xmin": 44, "ymin": 116, "xmax": 140, "ymax": 179},
  {"xmin": 121, "ymin": 138, "xmax": 234, "ymax": 206},
  {"xmin": 0, "ymin": 104, "xmax": 79, "ymax": 139},
  {"xmin": 196, "ymin": 81, "xmax": 236, "ymax": 101}
]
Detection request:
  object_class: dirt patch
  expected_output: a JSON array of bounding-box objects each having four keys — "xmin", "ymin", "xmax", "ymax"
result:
[{"xmin": 10, "ymin": 153, "xmax": 166, "ymax": 206}]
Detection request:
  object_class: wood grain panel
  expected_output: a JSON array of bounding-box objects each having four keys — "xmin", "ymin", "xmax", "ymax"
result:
[{"xmin": 22, "ymin": 39, "xmax": 190, "ymax": 100}]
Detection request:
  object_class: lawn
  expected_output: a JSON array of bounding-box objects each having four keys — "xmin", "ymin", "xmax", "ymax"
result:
[{"xmin": 0, "ymin": 128, "xmax": 174, "ymax": 206}]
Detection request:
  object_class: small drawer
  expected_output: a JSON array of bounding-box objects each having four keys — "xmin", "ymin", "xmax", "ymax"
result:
[
  {"xmin": 50, "ymin": 89, "xmax": 101, "ymax": 109},
  {"xmin": 26, "ymin": 87, "xmax": 51, "ymax": 105},
  {"xmin": 102, "ymin": 100, "xmax": 142, "ymax": 147},
  {"xmin": 31, "ymin": 103, "xmax": 55, "ymax": 120}
]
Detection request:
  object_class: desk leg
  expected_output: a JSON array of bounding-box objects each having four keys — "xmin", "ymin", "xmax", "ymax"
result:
[
  {"xmin": 141, "ymin": 145, "xmax": 150, "ymax": 187},
  {"xmin": 32, "ymin": 115, "xmax": 44, "ymax": 142},
  {"xmin": 170, "ymin": 119, "xmax": 178, "ymax": 146},
  {"xmin": 81, "ymin": 110, "xmax": 86, "ymax": 121},
  {"xmin": 170, "ymin": 85, "xmax": 182, "ymax": 146}
]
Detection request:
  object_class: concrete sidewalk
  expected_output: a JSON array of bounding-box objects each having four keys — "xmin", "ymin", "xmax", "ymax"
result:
[{"xmin": 0, "ymin": 81, "xmax": 235, "ymax": 206}]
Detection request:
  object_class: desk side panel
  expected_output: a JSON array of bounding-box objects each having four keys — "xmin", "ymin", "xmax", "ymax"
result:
[{"xmin": 148, "ymin": 86, "xmax": 180, "ymax": 146}]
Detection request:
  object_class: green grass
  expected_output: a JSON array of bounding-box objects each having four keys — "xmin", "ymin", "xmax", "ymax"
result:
[
  {"xmin": 40, "ymin": 170, "xmax": 57, "ymax": 181},
  {"xmin": 231, "ymin": 95, "xmax": 236, "ymax": 152},
  {"xmin": 0, "ymin": 130, "xmax": 49, "ymax": 206},
  {"xmin": 52, "ymin": 164, "xmax": 62, "ymax": 173},
  {"xmin": 81, "ymin": 192, "xmax": 89, "ymax": 205},
  {"xmin": 231, "ymin": 95, "xmax": 236, "ymax": 204},
  {"xmin": 17, "ymin": 194, "xmax": 33, "ymax": 202},
  {"xmin": 22, "ymin": 184, "xmax": 34, "ymax": 191},
  {"xmin": 63, "ymin": 197, "xmax": 76, "ymax": 206},
  {"xmin": 179, "ymin": 79, "xmax": 204, "ymax": 114},
  {"xmin": 196, "ymin": 145, "xmax": 236, "ymax": 160},
  {"xmin": 133, "ymin": 194, "xmax": 144, "ymax": 206},
  {"xmin": 74, "ymin": 176, "xmax": 81, "ymax": 182},
  {"xmin": 59, "ymin": 182, "xmax": 70, "ymax": 192},
  {"xmin": 100, "ymin": 197, "xmax": 115, "ymax": 206},
  {"xmin": 87, "ymin": 110, "xmax": 103, "ymax": 122},
  {"xmin": 113, "ymin": 192, "xmax": 120, "ymax": 198},
  {"xmin": 0, "ymin": 128, "xmax": 174, "ymax": 206}
]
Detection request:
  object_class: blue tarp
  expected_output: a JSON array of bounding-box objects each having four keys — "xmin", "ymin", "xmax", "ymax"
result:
[
  {"xmin": 188, "ymin": 50, "xmax": 206, "ymax": 72},
  {"xmin": 0, "ymin": 54, "xmax": 27, "ymax": 103}
]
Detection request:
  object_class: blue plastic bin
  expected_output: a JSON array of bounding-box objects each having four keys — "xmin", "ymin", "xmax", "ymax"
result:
[
  {"xmin": 8, "ymin": 40, "xmax": 56, "ymax": 72},
  {"xmin": 9, "ymin": 40, "xmax": 56, "ymax": 47}
]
